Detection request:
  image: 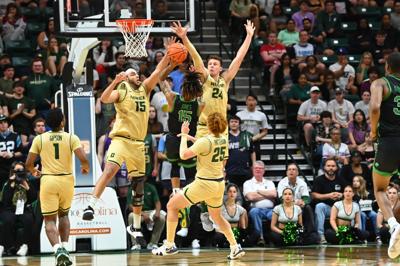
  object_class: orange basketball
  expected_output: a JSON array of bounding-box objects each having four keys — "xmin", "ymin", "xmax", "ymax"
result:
[{"xmin": 167, "ymin": 43, "xmax": 188, "ymax": 64}]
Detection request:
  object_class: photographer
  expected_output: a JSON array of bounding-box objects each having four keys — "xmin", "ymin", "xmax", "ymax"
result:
[{"xmin": 0, "ymin": 161, "xmax": 36, "ymax": 256}]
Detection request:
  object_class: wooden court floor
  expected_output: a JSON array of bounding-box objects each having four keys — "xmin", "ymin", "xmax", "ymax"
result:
[{"xmin": 2, "ymin": 245, "xmax": 400, "ymax": 266}]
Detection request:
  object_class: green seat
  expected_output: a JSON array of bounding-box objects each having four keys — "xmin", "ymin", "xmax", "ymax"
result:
[
  {"xmin": 340, "ymin": 22, "xmax": 357, "ymax": 32},
  {"xmin": 355, "ymin": 7, "xmax": 381, "ymax": 17},
  {"xmin": 327, "ymin": 38, "xmax": 349, "ymax": 47},
  {"xmin": 368, "ymin": 21, "xmax": 381, "ymax": 31},
  {"xmin": 112, "ymin": 38, "xmax": 125, "ymax": 48},
  {"xmin": 5, "ymin": 41, "xmax": 33, "ymax": 56},
  {"xmin": 12, "ymin": 56, "xmax": 33, "ymax": 67},
  {"xmin": 21, "ymin": 7, "xmax": 41, "ymax": 22},
  {"xmin": 26, "ymin": 22, "xmax": 45, "ymax": 36},
  {"xmin": 283, "ymin": 7, "xmax": 299, "ymax": 16},
  {"xmin": 382, "ymin": 7, "xmax": 392, "ymax": 14},
  {"xmin": 319, "ymin": 55, "xmax": 338, "ymax": 66},
  {"xmin": 347, "ymin": 54, "xmax": 361, "ymax": 65},
  {"xmin": 43, "ymin": 7, "xmax": 54, "ymax": 18}
]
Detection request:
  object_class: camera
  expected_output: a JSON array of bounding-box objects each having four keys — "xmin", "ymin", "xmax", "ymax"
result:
[{"xmin": 15, "ymin": 169, "xmax": 27, "ymax": 183}]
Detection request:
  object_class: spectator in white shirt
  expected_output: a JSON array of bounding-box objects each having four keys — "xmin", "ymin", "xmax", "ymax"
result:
[
  {"xmin": 322, "ymin": 127, "xmax": 350, "ymax": 169},
  {"xmin": 328, "ymin": 88, "xmax": 355, "ymax": 142},
  {"xmin": 297, "ymin": 86, "xmax": 327, "ymax": 147},
  {"xmin": 328, "ymin": 48, "xmax": 357, "ymax": 95},
  {"xmin": 243, "ymin": 161, "xmax": 277, "ymax": 246},
  {"xmin": 236, "ymin": 94, "xmax": 269, "ymax": 159},
  {"xmin": 354, "ymin": 90, "xmax": 370, "ymax": 120},
  {"xmin": 292, "ymin": 30, "xmax": 315, "ymax": 68}
]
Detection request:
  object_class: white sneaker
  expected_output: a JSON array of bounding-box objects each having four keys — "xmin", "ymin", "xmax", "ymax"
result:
[
  {"xmin": 0, "ymin": 245, "xmax": 4, "ymax": 257},
  {"xmin": 177, "ymin": 227, "xmax": 188, "ymax": 237},
  {"xmin": 389, "ymin": 225, "xmax": 400, "ymax": 258},
  {"xmin": 16, "ymin": 244, "xmax": 28, "ymax": 256},
  {"xmin": 200, "ymin": 213, "xmax": 214, "ymax": 232},
  {"xmin": 131, "ymin": 244, "xmax": 141, "ymax": 251},
  {"xmin": 228, "ymin": 244, "xmax": 245, "ymax": 260},
  {"xmin": 152, "ymin": 243, "xmax": 178, "ymax": 256},
  {"xmin": 192, "ymin": 239, "xmax": 200, "ymax": 249},
  {"xmin": 146, "ymin": 243, "xmax": 158, "ymax": 250}
]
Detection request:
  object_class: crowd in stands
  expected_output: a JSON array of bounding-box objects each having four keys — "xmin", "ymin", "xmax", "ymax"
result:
[{"xmin": 0, "ymin": 0, "xmax": 399, "ymax": 258}]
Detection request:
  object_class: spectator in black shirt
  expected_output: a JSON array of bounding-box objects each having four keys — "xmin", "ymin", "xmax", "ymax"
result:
[
  {"xmin": 380, "ymin": 14, "xmax": 399, "ymax": 50},
  {"xmin": 225, "ymin": 115, "xmax": 256, "ymax": 189},
  {"xmin": 107, "ymin": 52, "xmax": 127, "ymax": 83},
  {"xmin": 0, "ymin": 161, "xmax": 36, "ymax": 256},
  {"xmin": 350, "ymin": 18, "xmax": 373, "ymax": 54},
  {"xmin": 340, "ymin": 151, "xmax": 372, "ymax": 190},
  {"xmin": 370, "ymin": 31, "xmax": 391, "ymax": 65},
  {"xmin": 312, "ymin": 158, "xmax": 346, "ymax": 244}
]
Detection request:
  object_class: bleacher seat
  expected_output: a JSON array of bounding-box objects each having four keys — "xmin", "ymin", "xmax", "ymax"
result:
[
  {"xmin": 318, "ymin": 55, "xmax": 337, "ymax": 66},
  {"xmin": 347, "ymin": 54, "xmax": 361, "ymax": 65},
  {"xmin": 283, "ymin": 7, "xmax": 299, "ymax": 16},
  {"xmin": 5, "ymin": 41, "xmax": 34, "ymax": 56},
  {"xmin": 12, "ymin": 56, "xmax": 32, "ymax": 67},
  {"xmin": 368, "ymin": 21, "xmax": 381, "ymax": 31},
  {"xmin": 355, "ymin": 7, "xmax": 381, "ymax": 17},
  {"xmin": 382, "ymin": 7, "xmax": 392, "ymax": 14},
  {"xmin": 327, "ymin": 38, "xmax": 349, "ymax": 48},
  {"xmin": 21, "ymin": 7, "xmax": 42, "ymax": 22},
  {"xmin": 341, "ymin": 22, "xmax": 357, "ymax": 32}
]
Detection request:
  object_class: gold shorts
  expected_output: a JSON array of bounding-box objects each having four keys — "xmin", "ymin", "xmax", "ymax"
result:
[
  {"xmin": 106, "ymin": 137, "xmax": 145, "ymax": 177},
  {"xmin": 195, "ymin": 124, "xmax": 229, "ymax": 159},
  {"xmin": 182, "ymin": 177, "xmax": 225, "ymax": 208},
  {"xmin": 40, "ymin": 175, "xmax": 74, "ymax": 216}
]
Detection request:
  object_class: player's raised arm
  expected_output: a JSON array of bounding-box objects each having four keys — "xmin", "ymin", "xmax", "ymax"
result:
[
  {"xmin": 100, "ymin": 72, "xmax": 127, "ymax": 103},
  {"xmin": 222, "ymin": 20, "xmax": 255, "ymax": 84},
  {"xmin": 369, "ymin": 78, "xmax": 384, "ymax": 141},
  {"xmin": 143, "ymin": 52, "xmax": 169, "ymax": 94},
  {"xmin": 171, "ymin": 21, "xmax": 208, "ymax": 81}
]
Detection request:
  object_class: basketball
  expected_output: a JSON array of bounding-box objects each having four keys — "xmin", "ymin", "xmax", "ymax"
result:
[{"xmin": 167, "ymin": 43, "xmax": 188, "ymax": 64}]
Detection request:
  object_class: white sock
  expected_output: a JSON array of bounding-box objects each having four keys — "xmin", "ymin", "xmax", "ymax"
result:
[
  {"xmin": 133, "ymin": 213, "xmax": 141, "ymax": 229},
  {"xmin": 61, "ymin": 242, "xmax": 68, "ymax": 249},
  {"xmin": 230, "ymin": 244, "xmax": 238, "ymax": 250},
  {"xmin": 165, "ymin": 241, "xmax": 174, "ymax": 248},
  {"xmin": 389, "ymin": 217, "xmax": 399, "ymax": 233},
  {"xmin": 53, "ymin": 243, "xmax": 61, "ymax": 253},
  {"xmin": 89, "ymin": 196, "xmax": 99, "ymax": 209}
]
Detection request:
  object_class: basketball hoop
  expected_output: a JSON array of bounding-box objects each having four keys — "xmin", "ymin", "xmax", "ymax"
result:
[{"xmin": 116, "ymin": 19, "xmax": 154, "ymax": 58}]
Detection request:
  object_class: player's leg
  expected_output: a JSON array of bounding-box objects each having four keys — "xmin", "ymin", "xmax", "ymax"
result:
[
  {"xmin": 166, "ymin": 134, "xmax": 181, "ymax": 194},
  {"xmin": 373, "ymin": 138, "xmax": 400, "ymax": 258}
]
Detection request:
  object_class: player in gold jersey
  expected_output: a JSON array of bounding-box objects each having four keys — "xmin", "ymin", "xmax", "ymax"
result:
[
  {"xmin": 152, "ymin": 112, "xmax": 245, "ymax": 260},
  {"xmin": 82, "ymin": 54, "xmax": 169, "ymax": 245},
  {"xmin": 26, "ymin": 109, "xmax": 89, "ymax": 266},
  {"xmin": 171, "ymin": 20, "xmax": 255, "ymax": 138}
]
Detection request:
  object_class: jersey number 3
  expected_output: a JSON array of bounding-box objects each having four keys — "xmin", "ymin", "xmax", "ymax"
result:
[
  {"xmin": 211, "ymin": 146, "xmax": 226, "ymax": 162},
  {"xmin": 394, "ymin": 96, "xmax": 400, "ymax": 116}
]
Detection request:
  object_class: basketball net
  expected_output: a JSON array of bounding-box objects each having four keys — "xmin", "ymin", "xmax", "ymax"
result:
[{"xmin": 116, "ymin": 19, "xmax": 154, "ymax": 58}]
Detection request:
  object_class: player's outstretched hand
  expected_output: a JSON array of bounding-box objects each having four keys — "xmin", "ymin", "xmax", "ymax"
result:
[
  {"xmin": 170, "ymin": 21, "xmax": 189, "ymax": 39},
  {"xmin": 165, "ymin": 36, "xmax": 177, "ymax": 50},
  {"xmin": 244, "ymin": 20, "xmax": 255, "ymax": 37},
  {"xmin": 115, "ymin": 72, "xmax": 127, "ymax": 84}
]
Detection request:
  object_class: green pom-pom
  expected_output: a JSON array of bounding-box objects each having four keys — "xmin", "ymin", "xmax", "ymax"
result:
[
  {"xmin": 336, "ymin": 225, "xmax": 354, "ymax": 244},
  {"xmin": 283, "ymin": 222, "xmax": 300, "ymax": 245},
  {"xmin": 232, "ymin": 227, "xmax": 240, "ymax": 240}
]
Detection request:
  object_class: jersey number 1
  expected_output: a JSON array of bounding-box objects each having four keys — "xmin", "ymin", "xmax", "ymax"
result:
[
  {"xmin": 53, "ymin": 143, "xmax": 59, "ymax": 159},
  {"xmin": 211, "ymin": 146, "xmax": 226, "ymax": 162}
]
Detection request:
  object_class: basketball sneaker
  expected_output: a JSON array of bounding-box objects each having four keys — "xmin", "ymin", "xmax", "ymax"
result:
[
  {"xmin": 16, "ymin": 244, "xmax": 28, "ymax": 256},
  {"xmin": 0, "ymin": 245, "xmax": 4, "ymax": 257},
  {"xmin": 388, "ymin": 224, "xmax": 400, "ymax": 258},
  {"xmin": 55, "ymin": 247, "xmax": 72, "ymax": 266},
  {"xmin": 151, "ymin": 243, "xmax": 178, "ymax": 256},
  {"xmin": 200, "ymin": 212, "xmax": 214, "ymax": 232},
  {"xmin": 126, "ymin": 225, "xmax": 146, "ymax": 247},
  {"xmin": 82, "ymin": 206, "xmax": 94, "ymax": 221},
  {"xmin": 227, "ymin": 244, "xmax": 245, "ymax": 260}
]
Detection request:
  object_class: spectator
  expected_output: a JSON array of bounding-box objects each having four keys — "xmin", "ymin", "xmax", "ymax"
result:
[
  {"xmin": 348, "ymin": 110, "xmax": 371, "ymax": 152},
  {"xmin": 370, "ymin": 31, "xmax": 391, "ymax": 66},
  {"xmin": 37, "ymin": 17, "xmax": 56, "ymax": 51},
  {"xmin": 7, "ymin": 81, "xmax": 36, "ymax": 146},
  {"xmin": 95, "ymin": 90, "xmax": 116, "ymax": 139},
  {"xmin": 277, "ymin": 163, "xmax": 316, "ymax": 234},
  {"xmin": 24, "ymin": 59, "xmax": 57, "ymax": 119},
  {"xmin": 96, "ymin": 116, "xmax": 115, "ymax": 167},
  {"xmin": 24, "ymin": 118, "xmax": 46, "ymax": 161},
  {"xmin": 277, "ymin": 19, "xmax": 300, "ymax": 47},
  {"xmin": 391, "ymin": 1, "xmax": 400, "ymax": 31},
  {"xmin": 312, "ymin": 158, "xmax": 346, "ymax": 244},
  {"xmin": 0, "ymin": 65, "xmax": 16, "ymax": 97},
  {"xmin": 243, "ymin": 160, "xmax": 277, "ymax": 246},
  {"xmin": 314, "ymin": 111, "xmax": 336, "ymax": 160},
  {"xmin": 292, "ymin": 1, "xmax": 315, "ymax": 31},
  {"xmin": 259, "ymin": 32, "xmax": 286, "ymax": 92},
  {"xmin": 147, "ymin": 37, "xmax": 165, "ymax": 63},
  {"xmin": 0, "ymin": 114, "xmax": 22, "ymax": 188},
  {"xmin": 1, "ymin": 3, "xmax": 26, "ymax": 42},
  {"xmin": 327, "ymin": 88, "xmax": 355, "ymax": 139},
  {"xmin": 107, "ymin": 52, "xmax": 127, "ymax": 82},
  {"xmin": 168, "ymin": 63, "xmax": 187, "ymax": 95},
  {"xmin": 319, "ymin": 71, "xmax": 336, "ymax": 102},
  {"xmin": 322, "ymin": 127, "xmax": 350, "ymax": 169},
  {"xmin": 270, "ymin": 187, "xmax": 303, "ymax": 246},
  {"xmin": 377, "ymin": 185, "xmax": 399, "ymax": 244},
  {"xmin": 360, "ymin": 67, "xmax": 380, "ymax": 96},
  {"xmin": 325, "ymin": 185, "xmax": 369, "ymax": 244},
  {"xmin": 316, "ymin": 0, "xmax": 341, "ymax": 39},
  {"xmin": 148, "ymin": 105, "xmax": 163, "ymax": 138},
  {"xmin": 352, "ymin": 175, "xmax": 378, "ymax": 240},
  {"xmin": 149, "ymin": 51, "xmax": 165, "ymax": 73},
  {"xmin": 150, "ymin": 87, "xmax": 169, "ymax": 132},
  {"xmin": 269, "ymin": 4, "xmax": 287, "ymax": 33},
  {"xmin": 302, "ymin": 18, "xmax": 324, "ymax": 53},
  {"xmin": 0, "ymin": 54, "xmax": 11, "ymax": 76},
  {"xmin": 214, "ymin": 184, "xmax": 248, "ymax": 247},
  {"xmin": 287, "ymin": 73, "xmax": 311, "ymax": 106},
  {"xmin": 92, "ymin": 39, "xmax": 118, "ymax": 74},
  {"xmin": 328, "ymin": 48, "xmax": 357, "ymax": 96},
  {"xmin": 0, "ymin": 161, "xmax": 36, "ymax": 256},
  {"xmin": 356, "ymin": 52, "xmax": 374, "ymax": 85},
  {"xmin": 127, "ymin": 178, "xmax": 166, "ymax": 250},
  {"xmin": 236, "ymin": 94, "xmax": 269, "ymax": 160},
  {"xmin": 355, "ymin": 91, "xmax": 371, "ymax": 119},
  {"xmin": 350, "ymin": 18, "xmax": 373, "ymax": 54},
  {"xmin": 226, "ymin": 115, "xmax": 255, "ymax": 189},
  {"xmin": 152, "ymin": 0, "xmax": 175, "ymax": 26},
  {"xmin": 249, "ymin": 4, "xmax": 262, "ymax": 36},
  {"xmin": 380, "ymin": 14, "xmax": 399, "ymax": 50},
  {"xmin": 292, "ymin": 31, "xmax": 315, "ymax": 68},
  {"xmin": 229, "ymin": 0, "xmax": 251, "ymax": 38},
  {"xmin": 45, "ymin": 37, "xmax": 68, "ymax": 77},
  {"xmin": 340, "ymin": 150, "xmax": 372, "ymax": 189},
  {"xmin": 301, "ymin": 55, "xmax": 324, "ymax": 86},
  {"xmin": 275, "ymin": 53, "xmax": 299, "ymax": 101},
  {"xmin": 297, "ymin": 86, "xmax": 327, "ymax": 147}
]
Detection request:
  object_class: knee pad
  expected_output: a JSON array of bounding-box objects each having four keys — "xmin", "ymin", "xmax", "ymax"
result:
[{"xmin": 131, "ymin": 176, "xmax": 145, "ymax": 206}]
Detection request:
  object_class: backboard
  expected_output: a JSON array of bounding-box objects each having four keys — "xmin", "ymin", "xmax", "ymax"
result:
[{"xmin": 55, "ymin": 0, "xmax": 198, "ymax": 37}]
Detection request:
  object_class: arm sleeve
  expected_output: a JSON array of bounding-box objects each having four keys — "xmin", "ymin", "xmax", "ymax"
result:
[
  {"xmin": 297, "ymin": 102, "xmax": 307, "ymax": 116},
  {"xmin": 70, "ymin": 134, "xmax": 82, "ymax": 152}
]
